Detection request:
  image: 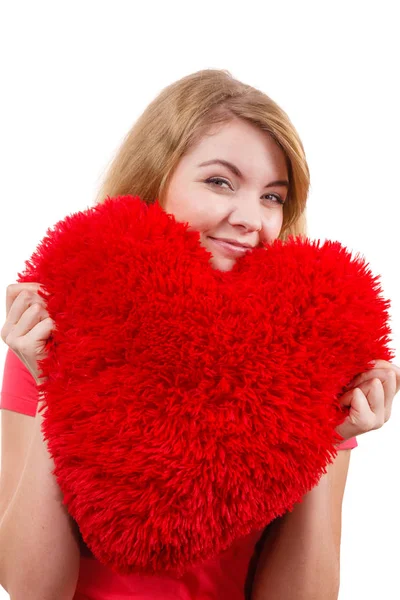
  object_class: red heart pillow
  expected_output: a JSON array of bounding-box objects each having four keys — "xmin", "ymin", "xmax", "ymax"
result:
[{"xmin": 18, "ymin": 195, "xmax": 394, "ymax": 577}]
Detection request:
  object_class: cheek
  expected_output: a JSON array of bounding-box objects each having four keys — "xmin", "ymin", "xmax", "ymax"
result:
[
  {"xmin": 268, "ymin": 208, "xmax": 284, "ymax": 226},
  {"xmin": 259, "ymin": 211, "xmax": 284, "ymax": 243},
  {"xmin": 164, "ymin": 185, "xmax": 221, "ymax": 233},
  {"xmin": 274, "ymin": 211, "xmax": 284, "ymax": 230}
]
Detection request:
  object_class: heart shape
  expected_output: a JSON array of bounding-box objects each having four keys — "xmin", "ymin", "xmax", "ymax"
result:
[{"xmin": 18, "ymin": 195, "xmax": 394, "ymax": 576}]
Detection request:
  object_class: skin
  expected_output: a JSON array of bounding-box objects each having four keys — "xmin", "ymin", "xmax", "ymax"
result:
[
  {"xmin": 337, "ymin": 360, "xmax": 399, "ymax": 439},
  {"xmin": 164, "ymin": 118, "xmax": 289, "ymax": 272}
]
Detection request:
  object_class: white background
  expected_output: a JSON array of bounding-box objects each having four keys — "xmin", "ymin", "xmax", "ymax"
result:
[{"xmin": 0, "ymin": 1, "xmax": 399, "ymax": 598}]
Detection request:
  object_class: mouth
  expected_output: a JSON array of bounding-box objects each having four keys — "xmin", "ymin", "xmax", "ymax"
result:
[{"xmin": 207, "ymin": 237, "xmax": 252, "ymax": 257}]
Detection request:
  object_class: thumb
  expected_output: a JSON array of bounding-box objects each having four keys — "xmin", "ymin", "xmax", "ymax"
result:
[{"xmin": 336, "ymin": 388, "xmax": 368, "ymax": 440}]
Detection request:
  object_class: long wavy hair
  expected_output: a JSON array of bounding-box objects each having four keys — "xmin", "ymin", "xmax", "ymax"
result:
[{"xmin": 94, "ymin": 68, "xmax": 310, "ymax": 242}]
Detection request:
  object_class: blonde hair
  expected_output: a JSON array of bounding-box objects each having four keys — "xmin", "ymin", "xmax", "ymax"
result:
[{"xmin": 94, "ymin": 69, "xmax": 310, "ymax": 242}]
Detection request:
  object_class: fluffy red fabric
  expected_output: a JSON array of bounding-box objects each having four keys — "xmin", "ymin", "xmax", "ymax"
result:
[{"xmin": 17, "ymin": 195, "xmax": 394, "ymax": 577}]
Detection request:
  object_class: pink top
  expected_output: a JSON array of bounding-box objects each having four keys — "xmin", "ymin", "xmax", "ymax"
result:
[{"xmin": 1, "ymin": 348, "xmax": 357, "ymax": 599}]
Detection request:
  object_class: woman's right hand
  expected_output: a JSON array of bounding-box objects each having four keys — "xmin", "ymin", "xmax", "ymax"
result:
[{"xmin": 1, "ymin": 282, "xmax": 55, "ymax": 385}]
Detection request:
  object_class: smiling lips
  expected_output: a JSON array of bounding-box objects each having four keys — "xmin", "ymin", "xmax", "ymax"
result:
[{"xmin": 208, "ymin": 237, "xmax": 254, "ymax": 257}]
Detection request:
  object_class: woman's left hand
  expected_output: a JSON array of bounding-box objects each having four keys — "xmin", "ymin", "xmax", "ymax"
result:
[{"xmin": 336, "ymin": 359, "xmax": 400, "ymax": 442}]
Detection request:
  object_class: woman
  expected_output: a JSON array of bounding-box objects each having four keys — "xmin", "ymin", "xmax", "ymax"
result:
[{"xmin": 1, "ymin": 68, "xmax": 399, "ymax": 600}]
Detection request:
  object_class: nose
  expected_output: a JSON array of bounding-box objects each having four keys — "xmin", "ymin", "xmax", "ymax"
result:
[{"xmin": 227, "ymin": 197, "xmax": 263, "ymax": 233}]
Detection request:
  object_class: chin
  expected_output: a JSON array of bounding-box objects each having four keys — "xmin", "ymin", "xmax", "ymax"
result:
[{"xmin": 209, "ymin": 256, "xmax": 236, "ymax": 272}]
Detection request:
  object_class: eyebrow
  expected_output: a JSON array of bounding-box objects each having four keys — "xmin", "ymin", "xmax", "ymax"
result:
[{"xmin": 198, "ymin": 159, "xmax": 290, "ymax": 189}]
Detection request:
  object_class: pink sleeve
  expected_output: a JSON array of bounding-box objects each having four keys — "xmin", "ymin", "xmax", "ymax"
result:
[
  {"xmin": 336, "ymin": 436, "xmax": 358, "ymax": 450},
  {"xmin": 0, "ymin": 348, "xmax": 39, "ymax": 416}
]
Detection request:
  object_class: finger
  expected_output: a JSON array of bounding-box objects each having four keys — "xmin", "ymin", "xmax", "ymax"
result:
[
  {"xmin": 5, "ymin": 303, "xmax": 48, "ymax": 341},
  {"xmin": 12, "ymin": 318, "xmax": 55, "ymax": 384},
  {"xmin": 338, "ymin": 388, "xmax": 375, "ymax": 439},
  {"xmin": 367, "ymin": 360, "xmax": 400, "ymax": 381},
  {"xmin": 381, "ymin": 369, "xmax": 397, "ymax": 422},
  {"xmin": 2, "ymin": 294, "xmax": 43, "ymax": 344},
  {"xmin": 359, "ymin": 378, "xmax": 386, "ymax": 428},
  {"xmin": 348, "ymin": 367, "xmax": 400, "ymax": 396},
  {"xmin": 344, "ymin": 363, "xmax": 377, "ymax": 391},
  {"xmin": 6, "ymin": 283, "xmax": 44, "ymax": 315},
  {"xmin": 370, "ymin": 359, "xmax": 400, "ymax": 373},
  {"xmin": 344, "ymin": 380, "xmax": 382, "ymax": 415},
  {"xmin": 6, "ymin": 288, "xmax": 46, "ymax": 324},
  {"xmin": 11, "ymin": 317, "xmax": 55, "ymax": 356}
]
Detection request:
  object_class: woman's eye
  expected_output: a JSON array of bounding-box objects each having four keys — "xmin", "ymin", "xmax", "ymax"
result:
[
  {"xmin": 263, "ymin": 193, "xmax": 284, "ymax": 205},
  {"xmin": 205, "ymin": 178, "xmax": 284, "ymax": 205},
  {"xmin": 205, "ymin": 177, "xmax": 231, "ymax": 189}
]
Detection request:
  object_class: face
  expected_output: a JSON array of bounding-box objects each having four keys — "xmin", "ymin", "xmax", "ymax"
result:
[{"xmin": 163, "ymin": 118, "xmax": 289, "ymax": 272}]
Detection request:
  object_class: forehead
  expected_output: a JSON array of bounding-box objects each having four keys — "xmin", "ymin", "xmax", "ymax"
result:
[{"xmin": 188, "ymin": 119, "xmax": 288, "ymax": 176}]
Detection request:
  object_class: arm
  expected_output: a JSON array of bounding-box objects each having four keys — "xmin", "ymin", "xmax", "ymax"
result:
[
  {"xmin": 0, "ymin": 403, "xmax": 81, "ymax": 599},
  {"xmin": 0, "ymin": 410, "xmax": 36, "ymax": 520},
  {"xmin": 251, "ymin": 449, "xmax": 351, "ymax": 600}
]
